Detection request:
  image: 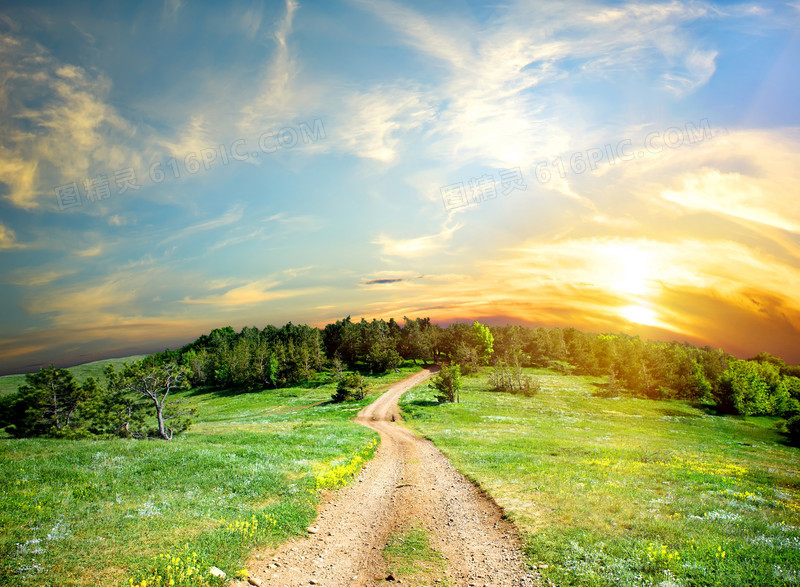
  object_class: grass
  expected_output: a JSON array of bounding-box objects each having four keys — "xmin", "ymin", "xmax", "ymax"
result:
[
  {"xmin": 382, "ymin": 525, "xmax": 449, "ymax": 585},
  {"xmin": 400, "ymin": 368, "xmax": 800, "ymax": 586},
  {"xmin": 0, "ymin": 356, "xmax": 148, "ymax": 397},
  {"xmin": 0, "ymin": 361, "xmax": 421, "ymax": 586}
]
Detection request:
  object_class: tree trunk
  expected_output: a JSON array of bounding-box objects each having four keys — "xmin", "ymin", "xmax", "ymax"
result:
[{"xmin": 155, "ymin": 402, "xmax": 172, "ymax": 440}]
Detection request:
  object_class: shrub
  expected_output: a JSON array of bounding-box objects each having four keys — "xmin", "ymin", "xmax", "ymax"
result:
[
  {"xmin": 432, "ymin": 365, "xmax": 462, "ymax": 403},
  {"xmin": 489, "ymin": 362, "xmax": 539, "ymax": 396},
  {"xmin": 331, "ymin": 373, "xmax": 368, "ymax": 402}
]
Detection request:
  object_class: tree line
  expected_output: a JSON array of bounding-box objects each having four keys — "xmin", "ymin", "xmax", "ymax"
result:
[{"xmin": 1, "ymin": 318, "xmax": 799, "ymax": 442}]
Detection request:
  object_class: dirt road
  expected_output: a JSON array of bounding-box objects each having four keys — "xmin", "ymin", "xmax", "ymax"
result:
[{"xmin": 237, "ymin": 367, "xmax": 537, "ymax": 586}]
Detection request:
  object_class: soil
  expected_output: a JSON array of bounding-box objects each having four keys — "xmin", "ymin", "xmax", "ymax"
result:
[{"xmin": 233, "ymin": 367, "xmax": 538, "ymax": 586}]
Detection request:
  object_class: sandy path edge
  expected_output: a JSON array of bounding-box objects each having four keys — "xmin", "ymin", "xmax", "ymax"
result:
[{"xmin": 232, "ymin": 367, "xmax": 538, "ymax": 586}]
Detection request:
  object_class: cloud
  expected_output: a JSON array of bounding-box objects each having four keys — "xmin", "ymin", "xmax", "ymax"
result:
[
  {"xmin": 339, "ymin": 0, "xmax": 724, "ymax": 174},
  {"xmin": 159, "ymin": 204, "xmax": 245, "ymax": 245},
  {"xmin": 6, "ymin": 268, "xmax": 75, "ymax": 286},
  {"xmin": 0, "ymin": 221, "xmax": 23, "ymax": 250},
  {"xmin": 0, "ymin": 32, "xmax": 146, "ymax": 209},
  {"xmin": 182, "ymin": 278, "xmax": 320, "ymax": 307},
  {"xmin": 662, "ymin": 49, "xmax": 718, "ymax": 96},
  {"xmin": 364, "ymin": 278, "xmax": 404, "ymax": 285},
  {"xmin": 237, "ymin": 0, "xmax": 301, "ymax": 133},
  {"xmin": 596, "ymin": 127, "xmax": 800, "ymax": 241},
  {"xmin": 661, "ymin": 167, "xmax": 800, "ymax": 233},
  {"xmin": 373, "ymin": 222, "xmax": 462, "ymax": 258},
  {"xmin": 357, "ymin": 235, "xmax": 800, "ymax": 359}
]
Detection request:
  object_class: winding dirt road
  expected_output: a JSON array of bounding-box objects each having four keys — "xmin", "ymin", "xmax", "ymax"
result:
[{"xmin": 236, "ymin": 367, "xmax": 537, "ymax": 586}]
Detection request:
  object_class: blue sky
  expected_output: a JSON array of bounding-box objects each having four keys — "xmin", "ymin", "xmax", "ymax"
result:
[{"xmin": 0, "ymin": 0, "xmax": 799, "ymax": 373}]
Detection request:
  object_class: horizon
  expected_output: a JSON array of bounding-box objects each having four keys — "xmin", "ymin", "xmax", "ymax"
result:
[
  {"xmin": 0, "ymin": 314, "xmax": 791, "ymax": 377},
  {"xmin": 1, "ymin": 1, "xmax": 799, "ymax": 374}
]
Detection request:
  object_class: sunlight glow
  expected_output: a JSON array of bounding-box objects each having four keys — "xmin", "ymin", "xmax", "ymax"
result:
[
  {"xmin": 620, "ymin": 305, "xmax": 658, "ymax": 326},
  {"xmin": 608, "ymin": 244, "xmax": 652, "ymax": 296}
]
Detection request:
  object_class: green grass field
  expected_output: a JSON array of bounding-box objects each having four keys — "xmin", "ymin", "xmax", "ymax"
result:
[
  {"xmin": 0, "ymin": 356, "xmax": 148, "ymax": 397},
  {"xmin": 400, "ymin": 369, "xmax": 800, "ymax": 586},
  {"xmin": 0, "ymin": 362, "xmax": 420, "ymax": 586}
]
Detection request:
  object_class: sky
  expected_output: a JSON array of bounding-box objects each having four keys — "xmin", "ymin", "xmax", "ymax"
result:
[{"xmin": 0, "ymin": 0, "xmax": 799, "ymax": 374}]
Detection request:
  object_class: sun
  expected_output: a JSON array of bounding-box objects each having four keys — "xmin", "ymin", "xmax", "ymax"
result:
[
  {"xmin": 620, "ymin": 305, "xmax": 658, "ymax": 326},
  {"xmin": 608, "ymin": 244, "xmax": 652, "ymax": 296}
]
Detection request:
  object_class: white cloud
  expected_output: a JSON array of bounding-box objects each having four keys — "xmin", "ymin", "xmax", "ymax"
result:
[
  {"xmin": 373, "ymin": 222, "xmax": 462, "ymax": 258},
  {"xmin": 159, "ymin": 204, "xmax": 245, "ymax": 245},
  {"xmin": 662, "ymin": 49, "xmax": 718, "ymax": 96}
]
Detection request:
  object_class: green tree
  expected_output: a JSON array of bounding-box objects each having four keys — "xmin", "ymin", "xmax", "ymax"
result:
[
  {"xmin": 365, "ymin": 339, "xmax": 401, "ymax": 374},
  {"xmin": 432, "ymin": 365, "xmax": 462, "ymax": 403},
  {"xmin": 118, "ymin": 361, "xmax": 192, "ymax": 440},
  {"xmin": 83, "ymin": 366, "xmax": 150, "ymax": 437},
  {"xmin": 5, "ymin": 366, "xmax": 92, "ymax": 437},
  {"xmin": 472, "ymin": 321, "xmax": 494, "ymax": 366},
  {"xmin": 332, "ymin": 373, "xmax": 369, "ymax": 402},
  {"xmin": 716, "ymin": 360, "xmax": 778, "ymax": 416}
]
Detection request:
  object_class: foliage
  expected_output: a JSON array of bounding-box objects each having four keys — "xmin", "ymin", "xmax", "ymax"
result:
[
  {"xmin": 115, "ymin": 360, "xmax": 194, "ymax": 440},
  {"xmin": 472, "ymin": 321, "xmax": 494, "ymax": 366},
  {"xmin": 3, "ymin": 367, "xmax": 93, "ymax": 437},
  {"xmin": 82, "ymin": 365, "xmax": 151, "ymax": 437},
  {"xmin": 315, "ymin": 438, "xmax": 379, "ymax": 489},
  {"xmin": 715, "ymin": 360, "xmax": 791, "ymax": 416},
  {"xmin": 489, "ymin": 358, "xmax": 539, "ymax": 396},
  {"xmin": 431, "ymin": 364, "xmax": 462, "ymax": 403},
  {"xmin": 331, "ymin": 372, "xmax": 369, "ymax": 402}
]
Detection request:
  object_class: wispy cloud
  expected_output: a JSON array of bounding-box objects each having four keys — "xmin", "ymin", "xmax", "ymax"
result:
[
  {"xmin": 373, "ymin": 222, "xmax": 462, "ymax": 258},
  {"xmin": 6, "ymin": 268, "xmax": 74, "ymax": 287},
  {"xmin": 238, "ymin": 0, "xmax": 301, "ymax": 133},
  {"xmin": 182, "ymin": 278, "xmax": 320, "ymax": 307},
  {"xmin": 159, "ymin": 204, "xmax": 245, "ymax": 245},
  {"xmin": 0, "ymin": 221, "xmax": 24, "ymax": 250}
]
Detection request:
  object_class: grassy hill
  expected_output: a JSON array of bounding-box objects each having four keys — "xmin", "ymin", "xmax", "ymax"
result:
[
  {"xmin": 400, "ymin": 368, "xmax": 800, "ymax": 586},
  {"xmin": 0, "ymin": 362, "xmax": 420, "ymax": 586},
  {"xmin": 0, "ymin": 355, "xmax": 148, "ymax": 397}
]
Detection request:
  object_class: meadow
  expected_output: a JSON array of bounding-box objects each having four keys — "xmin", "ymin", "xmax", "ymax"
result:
[
  {"xmin": 0, "ymin": 362, "xmax": 420, "ymax": 586},
  {"xmin": 400, "ymin": 369, "xmax": 800, "ymax": 586}
]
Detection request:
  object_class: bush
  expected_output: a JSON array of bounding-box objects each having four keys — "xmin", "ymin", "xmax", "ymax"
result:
[
  {"xmin": 331, "ymin": 373, "xmax": 368, "ymax": 402},
  {"xmin": 432, "ymin": 365, "xmax": 462, "ymax": 403},
  {"xmin": 489, "ymin": 362, "xmax": 539, "ymax": 396}
]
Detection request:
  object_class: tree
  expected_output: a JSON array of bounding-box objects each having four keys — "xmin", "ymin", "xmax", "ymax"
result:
[
  {"xmin": 365, "ymin": 340, "xmax": 401, "ymax": 374},
  {"xmin": 432, "ymin": 365, "xmax": 462, "ymax": 403},
  {"xmin": 489, "ymin": 352, "xmax": 538, "ymax": 396},
  {"xmin": 83, "ymin": 366, "xmax": 150, "ymax": 437},
  {"xmin": 119, "ymin": 361, "xmax": 192, "ymax": 440},
  {"xmin": 472, "ymin": 321, "xmax": 494, "ymax": 366},
  {"xmin": 401, "ymin": 317, "xmax": 433, "ymax": 365},
  {"xmin": 715, "ymin": 360, "xmax": 779, "ymax": 416},
  {"xmin": 5, "ymin": 366, "xmax": 92, "ymax": 437},
  {"xmin": 332, "ymin": 373, "xmax": 369, "ymax": 402}
]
